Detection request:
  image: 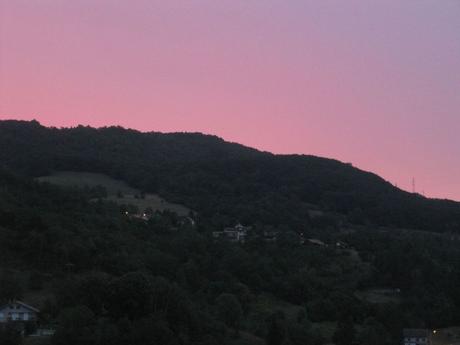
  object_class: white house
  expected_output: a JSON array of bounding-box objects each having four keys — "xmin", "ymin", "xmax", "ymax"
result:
[
  {"xmin": 213, "ymin": 223, "xmax": 251, "ymax": 243},
  {"xmin": 403, "ymin": 329, "xmax": 432, "ymax": 345},
  {"xmin": 0, "ymin": 301, "xmax": 39, "ymax": 323}
]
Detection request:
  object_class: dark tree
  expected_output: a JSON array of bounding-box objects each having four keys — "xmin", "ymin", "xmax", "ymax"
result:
[
  {"xmin": 215, "ymin": 293, "xmax": 243, "ymax": 333},
  {"xmin": 333, "ymin": 316, "xmax": 355, "ymax": 345}
]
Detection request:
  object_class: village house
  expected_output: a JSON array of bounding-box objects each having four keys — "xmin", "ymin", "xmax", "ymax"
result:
[
  {"xmin": 213, "ymin": 223, "xmax": 251, "ymax": 243},
  {"xmin": 0, "ymin": 301, "xmax": 39, "ymax": 324},
  {"xmin": 179, "ymin": 216, "xmax": 196, "ymax": 227},
  {"xmin": 0, "ymin": 301, "xmax": 56, "ymax": 338},
  {"xmin": 403, "ymin": 329, "xmax": 432, "ymax": 345},
  {"xmin": 131, "ymin": 212, "xmax": 150, "ymax": 221},
  {"xmin": 335, "ymin": 240, "xmax": 349, "ymax": 249}
]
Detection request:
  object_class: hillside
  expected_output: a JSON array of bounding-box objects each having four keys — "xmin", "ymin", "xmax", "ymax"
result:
[
  {"xmin": 37, "ymin": 171, "xmax": 191, "ymax": 216},
  {"xmin": 1, "ymin": 120, "xmax": 460, "ymax": 345},
  {"xmin": 2, "ymin": 167, "xmax": 460, "ymax": 345},
  {"xmin": 0, "ymin": 120, "xmax": 459, "ymax": 233}
]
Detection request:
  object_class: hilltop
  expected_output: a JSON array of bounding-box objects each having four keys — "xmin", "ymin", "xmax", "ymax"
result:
[{"xmin": 0, "ymin": 119, "xmax": 459, "ymax": 233}]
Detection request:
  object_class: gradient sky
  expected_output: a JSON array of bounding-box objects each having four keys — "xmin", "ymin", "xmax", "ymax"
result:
[{"xmin": 1, "ymin": 1, "xmax": 459, "ymax": 200}]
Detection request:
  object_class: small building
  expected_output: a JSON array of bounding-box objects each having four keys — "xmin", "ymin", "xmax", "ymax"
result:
[
  {"xmin": 403, "ymin": 329, "xmax": 432, "ymax": 345},
  {"xmin": 179, "ymin": 216, "xmax": 196, "ymax": 227},
  {"xmin": 335, "ymin": 241, "xmax": 349, "ymax": 249},
  {"xmin": 0, "ymin": 301, "xmax": 39, "ymax": 323},
  {"xmin": 213, "ymin": 223, "xmax": 251, "ymax": 243},
  {"xmin": 131, "ymin": 213, "xmax": 150, "ymax": 221}
]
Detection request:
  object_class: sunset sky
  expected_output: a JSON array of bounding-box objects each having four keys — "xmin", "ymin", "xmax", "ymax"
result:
[{"xmin": 1, "ymin": 1, "xmax": 459, "ymax": 200}]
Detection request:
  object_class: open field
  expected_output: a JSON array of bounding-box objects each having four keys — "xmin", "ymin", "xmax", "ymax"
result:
[
  {"xmin": 37, "ymin": 171, "xmax": 190, "ymax": 216},
  {"xmin": 37, "ymin": 171, "xmax": 138, "ymax": 194}
]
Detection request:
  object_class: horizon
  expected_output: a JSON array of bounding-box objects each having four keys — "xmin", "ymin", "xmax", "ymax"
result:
[
  {"xmin": 3, "ymin": 117, "xmax": 458, "ymax": 202},
  {"xmin": 1, "ymin": 1, "xmax": 459, "ymax": 200}
]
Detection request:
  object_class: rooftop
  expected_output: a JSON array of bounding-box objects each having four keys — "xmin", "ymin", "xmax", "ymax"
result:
[{"xmin": 403, "ymin": 329, "xmax": 431, "ymax": 338}]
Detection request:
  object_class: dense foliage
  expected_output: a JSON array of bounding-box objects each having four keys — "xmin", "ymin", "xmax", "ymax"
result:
[
  {"xmin": 1, "ymin": 121, "xmax": 460, "ymax": 344},
  {"xmin": 1, "ymin": 120, "xmax": 460, "ymax": 233}
]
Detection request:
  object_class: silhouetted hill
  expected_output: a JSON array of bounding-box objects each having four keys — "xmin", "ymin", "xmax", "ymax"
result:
[
  {"xmin": 1, "ymin": 119, "xmax": 459, "ymax": 232},
  {"xmin": 2, "ymin": 120, "xmax": 460, "ymax": 345}
]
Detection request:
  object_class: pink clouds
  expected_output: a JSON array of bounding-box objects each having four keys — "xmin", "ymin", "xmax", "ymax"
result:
[{"xmin": 1, "ymin": 1, "xmax": 459, "ymax": 200}]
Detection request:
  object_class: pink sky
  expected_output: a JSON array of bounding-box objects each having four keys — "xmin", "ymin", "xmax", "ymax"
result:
[{"xmin": 1, "ymin": 0, "xmax": 459, "ymax": 200}]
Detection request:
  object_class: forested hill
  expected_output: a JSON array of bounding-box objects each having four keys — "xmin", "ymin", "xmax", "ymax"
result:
[{"xmin": 1, "ymin": 119, "xmax": 459, "ymax": 233}]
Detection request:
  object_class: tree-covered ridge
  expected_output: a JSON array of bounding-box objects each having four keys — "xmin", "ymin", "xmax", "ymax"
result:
[
  {"xmin": 1, "ymin": 119, "xmax": 459, "ymax": 233},
  {"xmin": 1, "ymin": 168, "xmax": 460, "ymax": 345}
]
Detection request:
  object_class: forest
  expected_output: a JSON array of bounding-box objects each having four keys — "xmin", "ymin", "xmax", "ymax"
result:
[
  {"xmin": 1, "ymin": 120, "xmax": 460, "ymax": 345},
  {"xmin": 1, "ymin": 120, "xmax": 460, "ymax": 233}
]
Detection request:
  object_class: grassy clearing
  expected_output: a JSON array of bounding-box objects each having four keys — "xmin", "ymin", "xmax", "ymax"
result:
[
  {"xmin": 37, "ymin": 171, "xmax": 190, "ymax": 216},
  {"xmin": 38, "ymin": 171, "xmax": 137, "ymax": 194}
]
